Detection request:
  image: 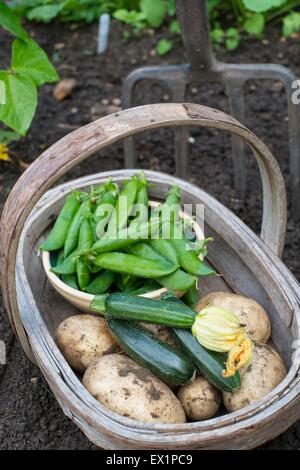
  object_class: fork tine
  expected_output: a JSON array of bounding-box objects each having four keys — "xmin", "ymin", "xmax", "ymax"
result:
[{"xmin": 226, "ymin": 81, "xmax": 247, "ymax": 201}]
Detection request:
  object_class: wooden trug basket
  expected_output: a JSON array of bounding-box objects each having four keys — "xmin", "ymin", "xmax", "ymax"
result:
[{"xmin": 1, "ymin": 103, "xmax": 300, "ymax": 450}]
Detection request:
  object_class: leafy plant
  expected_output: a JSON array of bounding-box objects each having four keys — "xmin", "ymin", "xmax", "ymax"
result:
[
  {"xmin": 9, "ymin": 0, "xmax": 140, "ymax": 23},
  {"xmin": 209, "ymin": 0, "xmax": 300, "ymax": 50},
  {"xmin": 7, "ymin": 0, "xmax": 300, "ymax": 56},
  {"xmin": 156, "ymin": 38, "xmax": 173, "ymax": 55},
  {"xmin": 282, "ymin": 10, "xmax": 300, "ymax": 34},
  {"xmin": 0, "ymin": 0, "xmax": 58, "ymax": 164}
]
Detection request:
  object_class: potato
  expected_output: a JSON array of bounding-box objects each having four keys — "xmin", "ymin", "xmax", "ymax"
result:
[
  {"xmin": 195, "ymin": 291, "xmax": 271, "ymax": 343},
  {"xmin": 83, "ymin": 354, "xmax": 186, "ymax": 424},
  {"xmin": 223, "ymin": 343, "xmax": 287, "ymax": 412},
  {"xmin": 56, "ymin": 314, "xmax": 120, "ymax": 373},
  {"xmin": 177, "ymin": 376, "xmax": 221, "ymax": 421}
]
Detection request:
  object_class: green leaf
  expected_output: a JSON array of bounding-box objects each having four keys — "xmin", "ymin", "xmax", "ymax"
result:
[
  {"xmin": 27, "ymin": 3, "xmax": 66, "ymax": 23},
  {"xmin": 244, "ymin": 13, "xmax": 265, "ymax": 36},
  {"xmin": 283, "ymin": 11, "xmax": 300, "ymax": 37},
  {"xmin": 141, "ymin": 0, "xmax": 165, "ymax": 28},
  {"xmin": 113, "ymin": 9, "xmax": 145, "ymax": 25},
  {"xmin": 207, "ymin": 0, "xmax": 222, "ymax": 14},
  {"xmin": 0, "ymin": 129, "xmax": 20, "ymax": 144},
  {"xmin": 225, "ymin": 29, "xmax": 240, "ymax": 50},
  {"xmin": 226, "ymin": 27, "xmax": 240, "ymax": 38},
  {"xmin": 0, "ymin": 71, "xmax": 37, "ymax": 135},
  {"xmin": 0, "ymin": 1, "xmax": 28, "ymax": 40},
  {"xmin": 156, "ymin": 38, "xmax": 173, "ymax": 55},
  {"xmin": 12, "ymin": 38, "xmax": 59, "ymax": 86},
  {"xmin": 242, "ymin": 0, "xmax": 286, "ymax": 13},
  {"xmin": 166, "ymin": 0, "xmax": 176, "ymax": 16},
  {"xmin": 225, "ymin": 37, "xmax": 240, "ymax": 50},
  {"xmin": 169, "ymin": 19, "xmax": 180, "ymax": 34},
  {"xmin": 210, "ymin": 28, "xmax": 225, "ymax": 43}
]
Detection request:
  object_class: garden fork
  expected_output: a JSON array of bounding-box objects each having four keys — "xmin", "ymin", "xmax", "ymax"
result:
[{"xmin": 122, "ymin": 0, "xmax": 300, "ymax": 219}]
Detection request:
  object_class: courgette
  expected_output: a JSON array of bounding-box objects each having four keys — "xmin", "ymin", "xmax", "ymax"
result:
[
  {"xmin": 162, "ymin": 293, "xmax": 241, "ymax": 392},
  {"xmin": 172, "ymin": 328, "xmax": 240, "ymax": 392},
  {"xmin": 91, "ymin": 293, "xmax": 195, "ymax": 328},
  {"xmin": 107, "ymin": 319, "xmax": 196, "ymax": 385}
]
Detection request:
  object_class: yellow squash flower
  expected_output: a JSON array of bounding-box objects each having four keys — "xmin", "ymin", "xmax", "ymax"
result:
[
  {"xmin": 0, "ymin": 143, "xmax": 10, "ymax": 162},
  {"xmin": 191, "ymin": 306, "xmax": 253, "ymax": 377}
]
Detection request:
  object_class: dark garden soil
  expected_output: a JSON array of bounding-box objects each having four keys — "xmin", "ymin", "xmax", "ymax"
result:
[{"xmin": 0, "ymin": 19, "xmax": 300, "ymax": 450}]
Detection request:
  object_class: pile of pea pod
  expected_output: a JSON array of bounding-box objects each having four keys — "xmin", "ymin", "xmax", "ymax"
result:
[{"xmin": 40, "ymin": 173, "xmax": 215, "ymax": 302}]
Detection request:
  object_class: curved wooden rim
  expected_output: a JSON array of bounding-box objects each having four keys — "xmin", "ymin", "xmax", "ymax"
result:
[{"xmin": 0, "ymin": 103, "xmax": 287, "ymax": 359}]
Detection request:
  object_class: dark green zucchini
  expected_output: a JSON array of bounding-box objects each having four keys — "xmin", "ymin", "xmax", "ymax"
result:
[
  {"xmin": 172, "ymin": 328, "xmax": 240, "ymax": 392},
  {"xmin": 107, "ymin": 319, "xmax": 196, "ymax": 385},
  {"xmin": 91, "ymin": 292, "xmax": 195, "ymax": 328},
  {"xmin": 161, "ymin": 293, "xmax": 241, "ymax": 392}
]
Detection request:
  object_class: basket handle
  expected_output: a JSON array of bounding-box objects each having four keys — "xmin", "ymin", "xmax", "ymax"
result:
[{"xmin": 0, "ymin": 103, "xmax": 286, "ymax": 357}]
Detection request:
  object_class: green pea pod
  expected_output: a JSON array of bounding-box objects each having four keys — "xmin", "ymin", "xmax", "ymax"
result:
[
  {"xmin": 136, "ymin": 173, "xmax": 149, "ymax": 205},
  {"xmin": 88, "ymin": 264, "xmax": 103, "ymax": 274},
  {"xmin": 105, "ymin": 176, "xmax": 139, "ymax": 237},
  {"xmin": 40, "ymin": 194, "xmax": 80, "ymax": 251},
  {"xmin": 168, "ymin": 223, "xmax": 215, "ymax": 277},
  {"xmin": 64, "ymin": 198, "xmax": 92, "ymax": 258},
  {"xmin": 181, "ymin": 284, "xmax": 199, "ymax": 307},
  {"xmin": 87, "ymin": 217, "xmax": 161, "ymax": 255},
  {"xmin": 130, "ymin": 173, "xmax": 149, "ymax": 225},
  {"xmin": 51, "ymin": 249, "xmax": 78, "ymax": 275},
  {"xmin": 160, "ymin": 185, "xmax": 181, "ymax": 225},
  {"xmin": 90, "ymin": 252, "xmax": 177, "ymax": 278},
  {"xmin": 77, "ymin": 219, "xmax": 94, "ymax": 290},
  {"xmin": 125, "ymin": 242, "xmax": 170, "ymax": 263},
  {"xmin": 49, "ymin": 250, "xmax": 61, "ymax": 268},
  {"xmin": 93, "ymin": 189, "xmax": 119, "ymax": 239},
  {"xmin": 116, "ymin": 274, "xmax": 144, "ymax": 293},
  {"xmin": 114, "ymin": 274, "xmax": 125, "ymax": 292},
  {"xmin": 165, "ymin": 185, "xmax": 180, "ymax": 206},
  {"xmin": 123, "ymin": 276, "xmax": 144, "ymax": 294},
  {"xmin": 158, "ymin": 270, "xmax": 196, "ymax": 292},
  {"xmin": 130, "ymin": 280, "xmax": 161, "ymax": 295},
  {"xmin": 126, "ymin": 242, "xmax": 195, "ymax": 292},
  {"xmin": 170, "ymin": 236, "xmax": 215, "ymax": 276},
  {"xmin": 83, "ymin": 270, "xmax": 115, "ymax": 294},
  {"xmin": 61, "ymin": 273, "xmax": 79, "ymax": 290},
  {"xmin": 56, "ymin": 249, "xmax": 64, "ymax": 266},
  {"xmin": 149, "ymin": 239, "xmax": 178, "ymax": 265}
]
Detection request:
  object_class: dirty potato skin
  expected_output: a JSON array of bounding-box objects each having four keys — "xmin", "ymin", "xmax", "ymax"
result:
[
  {"xmin": 223, "ymin": 343, "xmax": 287, "ymax": 412},
  {"xmin": 56, "ymin": 314, "xmax": 120, "ymax": 373},
  {"xmin": 195, "ymin": 292, "xmax": 271, "ymax": 343},
  {"xmin": 83, "ymin": 354, "xmax": 186, "ymax": 424},
  {"xmin": 177, "ymin": 376, "xmax": 221, "ymax": 421}
]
